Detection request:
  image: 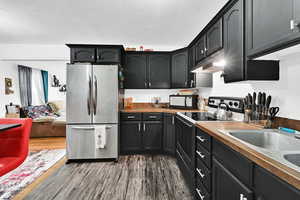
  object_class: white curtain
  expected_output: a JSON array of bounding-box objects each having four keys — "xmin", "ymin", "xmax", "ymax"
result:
[{"xmin": 31, "ymin": 68, "xmax": 45, "ymax": 105}]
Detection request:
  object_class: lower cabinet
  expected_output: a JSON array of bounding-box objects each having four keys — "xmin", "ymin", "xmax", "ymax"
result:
[
  {"xmin": 254, "ymin": 165, "xmax": 300, "ymax": 200},
  {"xmin": 120, "ymin": 113, "xmax": 163, "ymax": 154},
  {"xmin": 212, "ymin": 158, "xmax": 253, "ymax": 200},
  {"xmin": 163, "ymin": 113, "xmax": 176, "ymax": 155},
  {"xmin": 142, "ymin": 121, "xmax": 163, "ymax": 151},
  {"xmin": 120, "ymin": 121, "xmax": 142, "ymax": 153}
]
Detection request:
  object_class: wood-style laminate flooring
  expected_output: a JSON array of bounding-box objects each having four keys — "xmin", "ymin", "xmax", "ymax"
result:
[{"xmin": 24, "ymin": 155, "xmax": 193, "ymax": 200}]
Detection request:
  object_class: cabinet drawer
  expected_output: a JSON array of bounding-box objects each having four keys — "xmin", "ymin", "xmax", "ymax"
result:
[
  {"xmin": 143, "ymin": 113, "xmax": 163, "ymax": 121},
  {"xmin": 213, "ymin": 139, "xmax": 253, "ymax": 187},
  {"xmin": 196, "ymin": 156, "xmax": 212, "ymax": 192},
  {"xmin": 196, "ymin": 128, "xmax": 212, "ymax": 152},
  {"xmin": 196, "ymin": 143, "xmax": 211, "ymax": 168},
  {"xmin": 195, "ymin": 178, "xmax": 211, "ymax": 200},
  {"xmin": 121, "ymin": 113, "xmax": 142, "ymax": 121}
]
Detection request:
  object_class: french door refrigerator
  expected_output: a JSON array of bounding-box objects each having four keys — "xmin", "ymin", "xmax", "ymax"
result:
[{"xmin": 66, "ymin": 63, "xmax": 119, "ymax": 161}]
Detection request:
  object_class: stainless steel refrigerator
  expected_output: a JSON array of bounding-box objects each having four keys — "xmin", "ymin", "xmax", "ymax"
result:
[{"xmin": 66, "ymin": 63, "xmax": 119, "ymax": 161}]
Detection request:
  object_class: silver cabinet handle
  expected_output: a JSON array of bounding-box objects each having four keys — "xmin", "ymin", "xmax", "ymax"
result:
[
  {"xmin": 149, "ymin": 82, "xmax": 152, "ymax": 87},
  {"xmin": 72, "ymin": 127, "xmax": 95, "ymax": 130},
  {"xmin": 172, "ymin": 116, "xmax": 175, "ymax": 125},
  {"xmin": 190, "ymin": 80, "xmax": 194, "ymax": 88},
  {"xmin": 290, "ymin": 19, "xmax": 300, "ymax": 31},
  {"xmin": 144, "ymin": 82, "xmax": 147, "ymax": 88},
  {"xmin": 127, "ymin": 116, "xmax": 135, "ymax": 119},
  {"xmin": 196, "ymin": 136, "xmax": 206, "ymax": 143},
  {"xmin": 196, "ymin": 188, "xmax": 205, "ymax": 200},
  {"xmin": 138, "ymin": 123, "xmax": 141, "ymax": 132},
  {"xmin": 196, "ymin": 168, "xmax": 205, "ymax": 178},
  {"xmin": 143, "ymin": 123, "xmax": 146, "ymax": 132},
  {"xmin": 196, "ymin": 150, "xmax": 205, "ymax": 159},
  {"xmin": 185, "ymin": 81, "xmax": 188, "ymax": 86},
  {"xmin": 87, "ymin": 76, "xmax": 92, "ymax": 116},
  {"xmin": 204, "ymin": 47, "xmax": 207, "ymax": 52},
  {"xmin": 200, "ymin": 49, "xmax": 204, "ymax": 54},
  {"xmin": 149, "ymin": 116, "xmax": 157, "ymax": 119},
  {"xmin": 93, "ymin": 75, "xmax": 98, "ymax": 115},
  {"xmin": 240, "ymin": 194, "xmax": 247, "ymax": 200}
]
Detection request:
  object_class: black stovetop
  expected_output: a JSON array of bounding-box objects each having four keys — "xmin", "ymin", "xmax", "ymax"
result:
[{"xmin": 179, "ymin": 112, "xmax": 218, "ymax": 121}]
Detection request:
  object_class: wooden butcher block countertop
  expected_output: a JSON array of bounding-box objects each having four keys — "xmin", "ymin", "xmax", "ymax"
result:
[{"xmin": 196, "ymin": 121, "xmax": 300, "ymax": 190}]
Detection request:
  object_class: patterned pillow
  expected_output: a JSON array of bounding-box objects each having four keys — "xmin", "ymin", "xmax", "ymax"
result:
[{"xmin": 22, "ymin": 105, "xmax": 57, "ymax": 119}]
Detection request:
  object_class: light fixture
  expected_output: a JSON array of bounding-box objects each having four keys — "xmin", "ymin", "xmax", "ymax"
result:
[
  {"xmin": 191, "ymin": 66, "xmax": 204, "ymax": 73},
  {"xmin": 212, "ymin": 59, "xmax": 226, "ymax": 67}
]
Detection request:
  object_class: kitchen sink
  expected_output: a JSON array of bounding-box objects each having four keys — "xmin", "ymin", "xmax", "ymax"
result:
[
  {"xmin": 227, "ymin": 130, "xmax": 300, "ymax": 151},
  {"xmin": 284, "ymin": 154, "xmax": 300, "ymax": 168}
]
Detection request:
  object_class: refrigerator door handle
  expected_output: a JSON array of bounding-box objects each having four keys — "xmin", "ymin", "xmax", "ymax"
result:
[
  {"xmin": 93, "ymin": 75, "xmax": 98, "ymax": 115},
  {"xmin": 87, "ymin": 76, "xmax": 92, "ymax": 116},
  {"xmin": 72, "ymin": 126, "xmax": 95, "ymax": 130}
]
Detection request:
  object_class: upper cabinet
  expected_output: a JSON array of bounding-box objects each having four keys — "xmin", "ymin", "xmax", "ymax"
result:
[
  {"xmin": 148, "ymin": 54, "xmax": 171, "ymax": 89},
  {"xmin": 195, "ymin": 36, "xmax": 206, "ymax": 63},
  {"xmin": 67, "ymin": 44, "xmax": 123, "ymax": 64},
  {"xmin": 71, "ymin": 47, "xmax": 95, "ymax": 63},
  {"xmin": 124, "ymin": 54, "xmax": 148, "ymax": 89},
  {"xmin": 96, "ymin": 48, "xmax": 121, "ymax": 63},
  {"xmin": 171, "ymin": 49, "xmax": 189, "ymax": 88},
  {"xmin": 206, "ymin": 19, "xmax": 223, "ymax": 56},
  {"xmin": 223, "ymin": 0, "xmax": 279, "ymax": 83},
  {"xmin": 246, "ymin": 0, "xmax": 300, "ymax": 58},
  {"xmin": 124, "ymin": 52, "xmax": 171, "ymax": 89}
]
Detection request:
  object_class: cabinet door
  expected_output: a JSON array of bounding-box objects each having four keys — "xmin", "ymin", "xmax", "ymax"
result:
[
  {"xmin": 206, "ymin": 19, "xmax": 223, "ymax": 56},
  {"xmin": 71, "ymin": 47, "xmax": 95, "ymax": 63},
  {"xmin": 96, "ymin": 48, "xmax": 120, "ymax": 63},
  {"xmin": 246, "ymin": 0, "xmax": 300, "ymax": 57},
  {"xmin": 163, "ymin": 114, "xmax": 176, "ymax": 155},
  {"xmin": 295, "ymin": 0, "xmax": 300, "ymax": 24},
  {"xmin": 148, "ymin": 54, "xmax": 171, "ymax": 89},
  {"xmin": 124, "ymin": 54, "xmax": 147, "ymax": 89},
  {"xmin": 171, "ymin": 50, "xmax": 188, "ymax": 88},
  {"xmin": 188, "ymin": 46, "xmax": 196, "ymax": 88},
  {"xmin": 254, "ymin": 165, "xmax": 300, "ymax": 200},
  {"xmin": 120, "ymin": 121, "xmax": 142, "ymax": 153},
  {"xmin": 223, "ymin": 0, "xmax": 244, "ymax": 83},
  {"xmin": 142, "ymin": 122, "xmax": 162, "ymax": 151},
  {"xmin": 213, "ymin": 158, "xmax": 253, "ymax": 200},
  {"xmin": 195, "ymin": 36, "xmax": 206, "ymax": 62}
]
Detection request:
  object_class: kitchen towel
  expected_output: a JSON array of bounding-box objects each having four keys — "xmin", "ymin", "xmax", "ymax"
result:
[{"xmin": 95, "ymin": 126, "xmax": 107, "ymax": 149}]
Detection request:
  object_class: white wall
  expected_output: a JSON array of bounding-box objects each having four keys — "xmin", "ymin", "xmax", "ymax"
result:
[
  {"xmin": 198, "ymin": 46, "xmax": 300, "ymax": 120},
  {"xmin": 125, "ymin": 89, "xmax": 181, "ymax": 103}
]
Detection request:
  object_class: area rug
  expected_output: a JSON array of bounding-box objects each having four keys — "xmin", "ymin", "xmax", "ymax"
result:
[{"xmin": 0, "ymin": 149, "xmax": 66, "ymax": 200}]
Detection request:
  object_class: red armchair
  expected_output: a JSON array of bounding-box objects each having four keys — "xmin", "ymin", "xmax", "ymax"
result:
[{"xmin": 0, "ymin": 118, "xmax": 32, "ymax": 177}]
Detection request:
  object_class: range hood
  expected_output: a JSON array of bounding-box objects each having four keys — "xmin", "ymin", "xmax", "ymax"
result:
[{"xmin": 191, "ymin": 50, "xmax": 225, "ymax": 73}]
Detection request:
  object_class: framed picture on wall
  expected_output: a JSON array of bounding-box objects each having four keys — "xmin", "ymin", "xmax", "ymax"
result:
[{"xmin": 5, "ymin": 78, "xmax": 14, "ymax": 95}]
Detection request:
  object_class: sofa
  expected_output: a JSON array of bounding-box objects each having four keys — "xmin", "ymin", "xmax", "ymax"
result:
[{"xmin": 20, "ymin": 101, "xmax": 66, "ymax": 138}]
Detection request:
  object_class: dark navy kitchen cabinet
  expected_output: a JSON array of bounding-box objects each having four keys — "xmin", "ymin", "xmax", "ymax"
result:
[
  {"xmin": 246, "ymin": 0, "xmax": 300, "ymax": 58},
  {"xmin": 142, "ymin": 121, "xmax": 163, "ymax": 151},
  {"xmin": 120, "ymin": 112, "xmax": 163, "ymax": 154},
  {"xmin": 171, "ymin": 49, "xmax": 189, "ymax": 88},
  {"xmin": 222, "ymin": 0, "xmax": 280, "ymax": 83},
  {"xmin": 96, "ymin": 47, "xmax": 121, "ymax": 63},
  {"xmin": 70, "ymin": 47, "xmax": 95, "ymax": 63},
  {"xmin": 223, "ymin": 0, "xmax": 244, "ymax": 82},
  {"xmin": 148, "ymin": 54, "xmax": 171, "ymax": 89},
  {"xmin": 195, "ymin": 36, "xmax": 206, "ymax": 62},
  {"xmin": 206, "ymin": 19, "xmax": 223, "ymax": 56},
  {"xmin": 120, "ymin": 121, "xmax": 143, "ymax": 153},
  {"xmin": 212, "ymin": 158, "xmax": 253, "ymax": 200},
  {"xmin": 163, "ymin": 113, "xmax": 176, "ymax": 155},
  {"xmin": 124, "ymin": 54, "xmax": 148, "ymax": 89},
  {"xmin": 124, "ymin": 52, "xmax": 170, "ymax": 89},
  {"xmin": 254, "ymin": 165, "xmax": 300, "ymax": 200}
]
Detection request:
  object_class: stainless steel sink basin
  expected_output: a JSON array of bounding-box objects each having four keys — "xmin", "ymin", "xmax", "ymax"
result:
[
  {"xmin": 284, "ymin": 154, "xmax": 300, "ymax": 168},
  {"xmin": 228, "ymin": 130, "xmax": 300, "ymax": 151}
]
